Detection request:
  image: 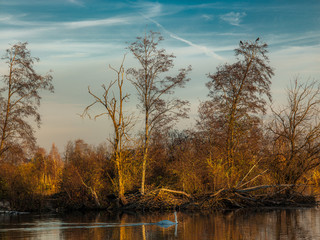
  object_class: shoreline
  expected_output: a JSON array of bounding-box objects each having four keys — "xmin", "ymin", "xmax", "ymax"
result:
[{"xmin": 1, "ymin": 188, "xmax": 318, "ymax": 214}]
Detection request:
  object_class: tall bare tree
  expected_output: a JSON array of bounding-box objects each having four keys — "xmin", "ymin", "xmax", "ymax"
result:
[
  {"xmin": 0, "ymin": 42, "xmax": 54, "ymax": 161},
  {"xmin": 268, "ymin": 79, "xmax": 320, "ymax": 186},
  {"xmin": 82, "ymin": 56, "xmax": 133, "ymax": 202},
  {"xmin": 127, "ymin": 31, "xmax": 191, "ymax": 194},
  {"xmin": 205, "ymin": 39, "xmax": 274, "ymax": 170}
]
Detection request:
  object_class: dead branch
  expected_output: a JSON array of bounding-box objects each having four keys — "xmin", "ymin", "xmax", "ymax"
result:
[
  {"xmin": 210, "ymin": 188, "xmax": 228, "ymax": 197},
  {"xmin": 236, "ymin": 184, "xmax": 297, "ymax": 193},
  {"xmin": 75, "ymin": 169, "xmax": 101, "ymax": 207},
  {"xmin": 153, "ymin": 188, "xmax": 191, "ymax": 198},
  {"xmin": 236, "ymin": 163, "xmax": 258, "ymax": 188},
  {"xmin": 238, "ymin": 169, "xmax": 268, "ymax": 189}
]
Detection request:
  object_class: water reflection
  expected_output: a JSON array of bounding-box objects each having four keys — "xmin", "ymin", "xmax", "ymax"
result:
[{"xmin": 0, "ymin": 208, "xmax": 320, "ymax": 239}]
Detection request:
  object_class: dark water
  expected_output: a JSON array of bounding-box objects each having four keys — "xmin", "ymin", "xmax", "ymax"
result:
[{"xmin": 0, "ymin": 208, "xmax": 319, "ymax": 239}]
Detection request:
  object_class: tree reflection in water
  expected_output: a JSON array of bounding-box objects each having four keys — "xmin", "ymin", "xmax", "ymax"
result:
[{"xmin": 1, "ymin": 209, "xmax": 320, "ymax": 239}]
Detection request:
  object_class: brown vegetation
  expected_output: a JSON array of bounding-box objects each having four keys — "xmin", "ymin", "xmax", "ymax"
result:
[
  {"xmin": 266, "ymin": 79, "xmax": 320, "ymax": 188},
  {"xmin": 0, "ymin": 36, "xmax": 319, "ymax": 212},
  {"xmin": 127, "ymin": 31, "xmax": 191, "ymax": 195},
  {"xmin": 82, "ymin": 56, "xmax": 134, "ymax": 204}
]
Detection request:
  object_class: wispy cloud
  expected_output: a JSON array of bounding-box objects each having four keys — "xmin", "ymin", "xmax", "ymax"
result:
[
  {"xmin": 0, "ymin": 28, "xmax": 53, "ymax": 42},
  {"xmin": 63, "ymin": 17, "xmax": 133, "ymax": 29},
  {"xmin": 131, "ymin": 1, "xmax": 163, "ymax": 18},
  {"xmin": 220, "ymin": 12, "xmax": 246, "ymax": 26},
  {"xmin": 0, "ymin": 15, "xmax": 13, "ymax": 22},
  {"xmin": 145, "ymin": 17, "xmax": 225, "ymax": 61},
  {"xmin": 0, "ymin": 14, "xmax": 38, "ymax": 26},
  {"xmin": 29, "ymin": 41, "xmax": 124, "ymax": 57},
  {"xmin": 201, "ymin": 14, "xmax": 214, "ymax": 21},
  {"xmin": 1, "ymin": 0, "xmax": 83, "ymax": 6},
  {"xmin": 0, "ymin": 14, "xmax": 138, "ymax": 39},
  {"xmin": 267, "ymin": 32, "xmax": 320, "ymax": 47},
  {"xmin": 67, "ymin": 0, "xmax": 84, "ymax": 6}
]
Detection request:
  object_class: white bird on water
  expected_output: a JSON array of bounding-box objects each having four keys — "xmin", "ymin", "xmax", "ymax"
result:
[{"xmin": 154, "ymin": 212, "xmax": 178, "ymax": 226}]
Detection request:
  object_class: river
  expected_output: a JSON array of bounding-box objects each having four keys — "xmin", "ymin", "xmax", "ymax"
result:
[{"xmin": 0, "ymin": 208, "xmax": 319, "ymax": 239}]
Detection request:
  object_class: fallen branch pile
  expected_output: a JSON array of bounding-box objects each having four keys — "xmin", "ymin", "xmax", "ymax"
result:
[
  {"xmin": 122, "ymin": 184, "xmax": 318, "ymax": 211},
  {"xmin": 123, "ymin": 188, "xmax": 190, "ymax": 210},
  {"xmin": 190, "ymin": 184, "xmax": 317, "ymax": 210}
]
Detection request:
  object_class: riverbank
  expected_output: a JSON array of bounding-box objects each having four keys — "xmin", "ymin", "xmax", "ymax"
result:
[
  {"xmin": 1, "ymin": 185, "xmax": 317, "ymax": 214},
  {"xmin": 122, "ymin": 187, "xmax": 317, "ymax": 211}
]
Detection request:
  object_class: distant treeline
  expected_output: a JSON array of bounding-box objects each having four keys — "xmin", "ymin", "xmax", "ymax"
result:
[{"xmin": 1, "ymin": 32, "xmax": 320, "ymax": 211}]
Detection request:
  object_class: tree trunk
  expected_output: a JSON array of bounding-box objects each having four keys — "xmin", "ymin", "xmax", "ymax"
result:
[
  {"xmin": 141, "ymin": 106, "xmax": 149, "ymax": 195},
  {"xmin": 141, "ymin": 147, "xmax": 148, "ymax": 195},
  {"xmin": 117, "ymin": 155, "xmax": 127, "ymax": 204}
]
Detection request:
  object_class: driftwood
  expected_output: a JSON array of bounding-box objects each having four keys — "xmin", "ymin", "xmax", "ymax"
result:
[
  {"xmin": 195, "ymin": 183, "xmax": 318, "ymax": 210},
  {"xmin": 122, "ymin": 184, "xmax": 316, "ymax": 211},
  {"xmin": 210, "ymin": 184, "xmax": 303, "ymax": 197},
  {"xmin": 153, "ymin": 188, "xmax": 191, "ymax": 198},
  {"xmin": 236, "ymin": 184, "xmax": 297, "ymax": 193},
  {"xmin": 122, "ymin": 188, "xmax": 191, "ymax": 210}
]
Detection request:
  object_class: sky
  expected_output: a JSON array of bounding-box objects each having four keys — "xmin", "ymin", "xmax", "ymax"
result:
[{"xmin": 0, "ymin": 0, "xmax": 320, "ymax": 152}]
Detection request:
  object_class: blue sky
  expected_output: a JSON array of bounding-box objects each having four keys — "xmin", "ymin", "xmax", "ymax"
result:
[{"xmin": 0, "ymin": 0, "xmax": 320, "ymax": 151}]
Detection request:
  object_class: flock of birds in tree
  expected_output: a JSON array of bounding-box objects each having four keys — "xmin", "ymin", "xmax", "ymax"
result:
[{"xmin": 240, "ymin": 37, "xmax": 259, "ymax": 45}]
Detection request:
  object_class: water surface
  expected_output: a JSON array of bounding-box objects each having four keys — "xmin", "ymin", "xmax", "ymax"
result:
[{"xmin": 1, "ymin": 208, "xmax": 319, "ymax": 239}]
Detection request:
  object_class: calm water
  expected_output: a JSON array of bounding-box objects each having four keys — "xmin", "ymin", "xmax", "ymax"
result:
[{"xmin": 0, "ymin": 208, "xmax": 319, "ymax": 239}]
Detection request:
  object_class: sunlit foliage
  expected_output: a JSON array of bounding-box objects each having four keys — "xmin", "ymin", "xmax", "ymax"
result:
[{"xmin": 1, "ymin": 37, "xmax": 320, "ymax": 211}]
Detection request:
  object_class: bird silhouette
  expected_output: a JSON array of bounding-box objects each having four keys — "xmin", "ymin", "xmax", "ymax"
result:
[
  {"xmin": 256, "ymin": 37, "xmax": 260, "ymax": 41},
  {"xmin": 154, "ymin": 212, "xmax": 178, "ymax": 226},
  {"xmin": 240, "ymin": 40, "xmax": 243, "ymax": 45}
]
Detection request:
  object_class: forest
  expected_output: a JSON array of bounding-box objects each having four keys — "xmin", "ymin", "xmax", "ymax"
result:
[{"xmin": 1, "ymin": 31, "xmax": 320, "ymax": 212}]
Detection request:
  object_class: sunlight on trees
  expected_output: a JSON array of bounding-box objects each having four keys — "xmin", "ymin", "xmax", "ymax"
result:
[
  {"xmin": 61, "ymin": 140, "xmax": 108, "ymax": 208},
  {"xmin": 127, "ymin": 31, "xmax": 191, "ymax": 194},
  {"xmin": 82, "ymin": 56, "xmax": 134, "ymax": 203},
  {"xmin": 267, "ymin": 78, "xmax": 320, "ymax": 187},
  {"xmin": 202, "ymin": 39, "xmax": 274, "ymax": 186},
  {"xmin": 0, "ymin": 144, "xmax": 63, "ymax": 210},
  {"xmin": 0, "ymin": 42, "xmax": 54, "ymax": 162},
  {"xmin": 1, "ymin": 36, "xmax": 320, "ymax": 211}
]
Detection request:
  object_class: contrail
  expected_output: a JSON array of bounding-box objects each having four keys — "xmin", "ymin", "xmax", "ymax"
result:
[{"xmin": 144, "ymin": 15, "xmax": 225, "ymax": 61}]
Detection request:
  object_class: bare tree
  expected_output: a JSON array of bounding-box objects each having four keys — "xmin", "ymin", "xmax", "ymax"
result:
[
  {"xmin": 82, "ymin": 56, "xmax": 133, "ymax": 203},
  {"xmin": 0, "ymin": 42, "xmax": 54, "ymax": 161},
  {"xmin": 127, "ymin": 31, "xmax": 191, "ymax": 194},
  {"xmin": 268, "ymin": 78, "xmax": 320, "ymax": 186},
  {"xmin": 205, "ymin": 39, "xmax": 274, "ymax": 170}
]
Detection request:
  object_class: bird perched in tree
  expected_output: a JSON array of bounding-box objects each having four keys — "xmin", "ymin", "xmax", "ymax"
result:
[
  {"xmin": 240, "ymin": 40, "xmax": 243, "ymax": 45},
  {"xmin": 256, "ymin": 37, "xmax": 260, "ymax": 42}
]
